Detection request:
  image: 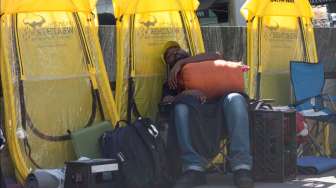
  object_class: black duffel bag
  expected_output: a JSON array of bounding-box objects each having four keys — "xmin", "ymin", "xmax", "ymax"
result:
[{"xmin": 100, "ymin": 117, "xmax": 172, "ymax": 188}]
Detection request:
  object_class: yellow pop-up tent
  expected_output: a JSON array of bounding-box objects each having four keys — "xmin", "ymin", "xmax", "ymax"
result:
[
  {"xmin": 113, "ymin": 0, "xmax": 205, "ymax": 120},
  {"xmin": 241, "ymin": 0, "xmax": 318, "ymax": 104},
  {"xmin": 1, "ymin": 0, "xmax": 95, "ymax": 13},
  {"xmin": 1, "ymin": 0, "xmax": 118, "ymax": 181}
]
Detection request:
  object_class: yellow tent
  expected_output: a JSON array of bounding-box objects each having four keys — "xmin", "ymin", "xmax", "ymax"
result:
[
  {"xmin": 113, "ymin": 0, "xmax": 205, "ymax": 120},
  {"xmin": 113, "ymin": 0, "xmax": 199, "ymax": 17},
  {"xmin": 241, "ymin": 0, "xmax": 318, "ymax": 104},
  {"xmin": 0, "ymin": 0, "xmax": 118, "ymax": 181},
  {"xmin": 0, "ymin": 0, "xmax": 96, "ymax": 13}
]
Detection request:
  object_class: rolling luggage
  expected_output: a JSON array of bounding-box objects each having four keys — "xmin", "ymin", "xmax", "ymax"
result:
[
  {"xmin": 64, "ymin": 159, "xmax": 120, "ymax": 188},
  {"xmin": 250, "ymin": 103, "xmax": 297, "ymax": 182}
]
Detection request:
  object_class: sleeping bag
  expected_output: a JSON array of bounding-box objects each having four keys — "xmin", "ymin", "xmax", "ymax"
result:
[{"xmin": 179, "ymin": 60, "xmax": 247, "ymax": 99}]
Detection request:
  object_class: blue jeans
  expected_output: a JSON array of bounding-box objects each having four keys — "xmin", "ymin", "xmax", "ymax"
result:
[{"xmin": 174, "ymin": 93, "xmax": 252, "ymax": 172}]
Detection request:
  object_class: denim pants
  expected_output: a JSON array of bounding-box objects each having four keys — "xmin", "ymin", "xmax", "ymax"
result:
[{"xmin": 174, "ymin": 93, "xmax": 252, "ymax": 172}]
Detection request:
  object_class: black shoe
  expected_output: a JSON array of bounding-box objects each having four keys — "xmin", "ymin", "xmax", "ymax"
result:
[
  {"xmin": 173, "ymin": 170, "xmax": 206, "ymax": 188},
  {"xmin": 233, "ymin": 169, "xmax": 254, "ymax": 188}
]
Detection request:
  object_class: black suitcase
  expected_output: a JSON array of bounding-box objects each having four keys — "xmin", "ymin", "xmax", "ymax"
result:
[
  {"xmin": 250, "ymin": 108, "xmax": 297, "ymax": 182},
  {"xmin": 64, "ymin": 159, "xmax": 121, "ymax": 188}
]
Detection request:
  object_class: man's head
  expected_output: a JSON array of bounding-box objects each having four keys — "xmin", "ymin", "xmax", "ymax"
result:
[{"xmin": 162, "ymin": 41, "xmax": 190, "ymax": 67}]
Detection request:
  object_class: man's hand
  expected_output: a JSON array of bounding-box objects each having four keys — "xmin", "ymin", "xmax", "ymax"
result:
[
  {"xmin": 162, "ymin": 95, "xmax": 175, "ymax": 104},
  {"xmin": 168, "ymin": 62, "xmax": 182, "ymax": 90},
  {"xmin": 180, "ymin": 90, "xmax": 207, "ymax": 103}
]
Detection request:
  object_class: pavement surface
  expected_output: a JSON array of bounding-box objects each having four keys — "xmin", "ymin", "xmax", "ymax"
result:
[{"xmin": 196, "ymin": 170, "xmax": 336, "ymax": 188}]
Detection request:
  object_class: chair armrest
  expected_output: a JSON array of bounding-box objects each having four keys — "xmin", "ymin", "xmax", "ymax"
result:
[
  {"xmin": 322, "ymin": 94, "xmax": 336, "ymax": 112},
  {"xmin": 293, "ymin": 94, "xmax": 336, "ymax": 113},
  {"xmin": 326, "ymin": 96, "xmax": 336, "ymax": 101},
  {"xmin": 292, "ymin": 94, "xmax": 323, "ymax": 107}
]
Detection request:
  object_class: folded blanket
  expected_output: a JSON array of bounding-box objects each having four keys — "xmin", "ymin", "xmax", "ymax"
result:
[
  {"xmin": 24, "ymin": 169, "xmax": 65, "ymax": 188},
  {"xmin": 297, "ymin": 156, "xmax": 336, "ymax": 175}
]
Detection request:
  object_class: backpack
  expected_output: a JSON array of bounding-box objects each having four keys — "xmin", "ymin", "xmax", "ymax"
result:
[
  {"xmin": 0, "ymin": 168, "xmax": 5, "ymax": 188},
  {"xmin": 100, "ymin": 117, "xmax": 172, "ymax": 188}
]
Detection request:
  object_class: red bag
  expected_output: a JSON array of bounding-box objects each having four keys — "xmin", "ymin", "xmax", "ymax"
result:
[
  {"xmin": 296, "ymin": 112, "xmax": 308, "ymax": 144},
  {"xmin": 179, "ymin": 60, "xmax": 247, "ymax": 99}
]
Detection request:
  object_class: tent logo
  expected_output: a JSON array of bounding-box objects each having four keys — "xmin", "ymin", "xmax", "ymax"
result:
[
  {"xmin": 266, "ymin": 21, "xmax": 280, "ymax": 31},
  {"xmin": 23, "ymin": 15, "xmax": 46, "ymax": 29},
  {"xmin": 139, "ymin": 16, "xmax": 158, "ymax": 28}
]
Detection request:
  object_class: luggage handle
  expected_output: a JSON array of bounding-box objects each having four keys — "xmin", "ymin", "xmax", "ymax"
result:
[
  {"xmin": 250, "ymin": 99, "xmax": 274, "ymax": 110},
  {"xmin": 115, "ymin": 118, "xmax": 158, "ymax": 137},
  {"xmin": 114, "ymin": 117, "xmax": 142, "ymax": 129},
  {"xmin": 115, "ymin": 120, "xmax": 129, "ymax": 129},
  {"xmin": 255, "ymin": 101, "xmax": 273, "ymax": 110}
]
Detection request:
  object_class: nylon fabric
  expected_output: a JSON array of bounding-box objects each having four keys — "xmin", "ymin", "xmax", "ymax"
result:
[
  {"xmin": 290, "ymin": 62, "xmax": 324, "ymax": 111},
  {"xmin": 241, "ymin": 0, "xmax": 318, "ymax": 105},
  {"xmin": 113, "ymin": 0, "xmax": 199, "ymax": 18},
  {"xmin": 115, "ymin": 2, "xmax": 205, "ymax": 120},
  {"xmin": 0, "ymin": 0, "xmax": 97, "ymax": 14},
  {"xmin": 0, "ymin": 1, "xmax": 118, "ymax": 181},
  {"xmin": 241, "ymin": 0, "xmax": 313, "ymax": 20}
]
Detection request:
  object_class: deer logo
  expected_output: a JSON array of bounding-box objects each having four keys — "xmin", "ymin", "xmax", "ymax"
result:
[
  {"xmin": 139, "ymin": 16, "xmax": 158, "ymax": 28},
  {"xmin": 23, "ymin": 15, "xmax": 46, "ymax": 29},
  {"xmin": 266, "ymin": 21, "xmax": 280, "ymax": 31}
]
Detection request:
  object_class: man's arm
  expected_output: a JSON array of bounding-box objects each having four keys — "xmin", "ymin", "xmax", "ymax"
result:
[
  {"xmin": 177, "ymin": 52, "xmax": 222, "ymax": 66},
  {"xmin": 176, "ymin": 90, "xmax": 207, "ymax": 103},
  {"xmin": 168, "ymin": 52, "xmax": 222, "ymax": 89},
  {"xmin": 161, "ymin": 82, "xmax": 178, "ymax": 103}
]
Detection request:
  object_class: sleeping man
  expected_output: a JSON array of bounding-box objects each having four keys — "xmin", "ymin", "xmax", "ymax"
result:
[{"xmin": 161, "ymin": 41, "xmax": 253, "ymax": 188}]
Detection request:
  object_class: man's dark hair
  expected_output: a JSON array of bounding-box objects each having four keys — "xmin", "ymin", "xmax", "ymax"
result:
[
  {"xmin": 173, "ymin": 52, "xmax": 189, "ymax": 64},
  {"xmin": 164, "ymin": 47, "xmax": 190, "ymax": 67}
]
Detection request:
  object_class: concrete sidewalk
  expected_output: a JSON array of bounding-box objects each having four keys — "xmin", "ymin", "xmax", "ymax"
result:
[{"xmin": 197, "ymin": 170, "xmax": 336, "ymax": 188}]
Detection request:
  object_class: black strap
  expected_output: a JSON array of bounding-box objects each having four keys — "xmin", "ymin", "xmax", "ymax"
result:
[
  {"xmin": 127, "ymin": 78, "xmax": 133, "ymax": 122},
  {"xmin": 298, "ymin": 17, "xmax": 310, "ymax": 62},
  {"xmin": 23, "ymin": 138, "xmax": 42, "ymax": 169},
  {"xmin": 128, "ymin": 78, "xmax": 141, "ymax": 121},
  {"xmin": 12, "ymin": 14, "xmax": 39, "ymax": 168},
  {"xmin": 95, "ymin": 89, "xmax": 105, "ymax": 121},
  {"xmin": 12, "ymin": 15, "xmax": 26, "ymax": 131},
  {"xmin": 256, "ymin": 18, "xmax": 263, "ymax": 100},
  {"xmin": 73, "ymin": 12, "xmax": 105, "ymax": 122},
  {"xmin": 127, "ymin": 14, "xmax": 141, "ymax": 122},
  {"xmin": 85, "ymin": 80, "xmax": 106, "ymax": 128}
]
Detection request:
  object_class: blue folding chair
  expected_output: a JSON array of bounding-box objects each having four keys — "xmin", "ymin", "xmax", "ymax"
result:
[{"xmin": 290, "ymin": 61, "xmax": 336, "ymax": 156}]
